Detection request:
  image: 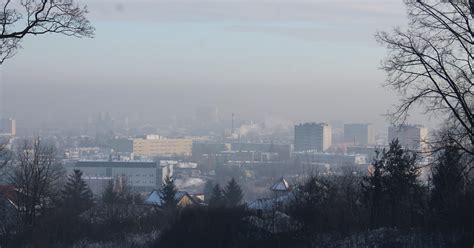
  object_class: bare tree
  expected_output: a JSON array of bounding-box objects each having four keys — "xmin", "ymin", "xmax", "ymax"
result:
[
  {"xmin": 0, "ymin": 142, "xmax": 9, "ymax": 175},
  {"xmin": 9, "ymin": 137, "xmax": 63, "ymax": 227},
  {"xmin": 376, "ymin": 0, "xmax": 473, "ymax": 155},
  {"xmin": 0, "ymin": 0, "xmax": 94, "ymax": 64}
]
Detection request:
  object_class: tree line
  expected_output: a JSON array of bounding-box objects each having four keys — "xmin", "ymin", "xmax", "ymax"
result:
[{"xmin": 0, "ymin": 140, "xmax": 473, "ymax": 247}]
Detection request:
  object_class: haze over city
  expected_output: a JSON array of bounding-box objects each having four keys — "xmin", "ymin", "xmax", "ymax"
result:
[
  {"xmin": 0, "ymin": 0, "xmax": 432, "ymax": 130},
  {"xmin": 0, "ymin": 1, "xmax": 472, "ymax": 247}
]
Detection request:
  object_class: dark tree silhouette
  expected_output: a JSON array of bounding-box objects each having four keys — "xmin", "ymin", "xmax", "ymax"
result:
[
  {"xmin": 160, "ymin": 176, "xmax": 177, "ymax": 210},
  {"xmin": 9, "ymin": 137, "xmax": 63, "ymax": 227},
  {"xmin": 223, "ymin": 178, "xmax": 243, "ymax": 207},
  {"xmin": 101, "ymin": 180, "xmax": 117, "ymax": 205},
  {"xmin": 362, "ymin": 150, "xmax": 385, "ymax": 228},
  {"xmin": 203, "ymin": 180, "xmax": 215, "ymax": 204},
  {"xmin": 61, "ymin": 169, "xmax": 93, "ymax": 216},
  {"xmin": 0, "ymin": 142, "xmax": 10, "ymax": 179},
  {"xmin": 430, "ymin": 145, "xmax": 469, "ymax": 230},
  {"xmin": 362, "ymin": 139, "xmax": 423, "ymax": 228},
  {"xmin": 0, "ymin": 0, "xmax": 94, "ymax": 64},
  {"xmin": 376, "ymin": 0, "xmax": 473, "ymax": 155},
  {"xmin": 208, "ymin": 184, "xmax": 224, "ymax": 208}
]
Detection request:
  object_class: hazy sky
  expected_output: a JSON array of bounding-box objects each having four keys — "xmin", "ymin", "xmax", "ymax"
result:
[{"xmin": 0, "ymin": 0, "xmax": 432, "ymax": 130}]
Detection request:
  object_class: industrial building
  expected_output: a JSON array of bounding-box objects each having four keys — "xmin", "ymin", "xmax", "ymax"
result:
[
  {"xmin": 133, "ymin": 135, "xmax": 192, "ymax": 157},
  {"xmin": 68, "ymin": 160, "xmax": 173, "ymax": 194}
]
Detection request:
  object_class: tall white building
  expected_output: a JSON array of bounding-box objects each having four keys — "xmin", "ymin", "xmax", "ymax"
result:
[
  {"xmin": 388, "ymin": 124, "xmax": 428, "ymax": 151},
  {"xmin": 294, "ymin": 123, "xmax": 332, "ymax": 152},
  {"xmin": 344, "ymin": 123, "xmax": 375, "ymax": 145},
  {"xmin": 0, "ymin": 118, "xmax": 16, "ymax": 136}
]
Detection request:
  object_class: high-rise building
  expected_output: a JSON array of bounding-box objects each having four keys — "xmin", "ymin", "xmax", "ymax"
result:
[
  {"xmin": 294, "ymin": 122, "xmax": 332, "ymax": 152},
  {"xmin": 344, "ymin": 123, "xmax": 375, "ymax": 145},
  {"xmin": 388, "ymin": 124, "xmax": 428, "ymax": 151},
  {"xmin": 0, "ymin": 118, "xmax": 16, "ymax": 136}
]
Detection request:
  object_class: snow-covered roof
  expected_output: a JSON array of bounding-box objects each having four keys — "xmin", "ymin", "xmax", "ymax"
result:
[
  {"xmin": 248, "ymin": 193, "xmax": 295, "ymax": 211},
  {"xmin": 144, "ymin": 190, "xmax": 189, "ymax": 206},
  {"xmin": 270, "ymin": 178, "xmax": 290, "ymax": 191}
]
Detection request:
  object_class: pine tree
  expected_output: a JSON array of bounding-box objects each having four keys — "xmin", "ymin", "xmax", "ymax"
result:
[
  {"xmin": 160, "ymin": 176, "xmax": 178, "ymax": 210},
  {"xmin": 431, "ymin": 145, "xmax": 466, "ymax": 229},
  {"xmin": 362, "ymin": 139, "xmax": 422, "ymax": 228},
  {"xmin": 203, "ymin": 180, "xmax": 215, "ymax": 204},
  {"xmin": 62, "ymin": 169, "xmax": 93, "ymax": 215},
  {"xmin": 362, "ymin": 150, "xmax": 386, "ymax": 228},
  {"xmin": 223, "ymin": 178, "xmax": 243, "ymax": 207},
  {"xmin": 208, "ymin": 184, "xmax": 224, "ymax": 208}
]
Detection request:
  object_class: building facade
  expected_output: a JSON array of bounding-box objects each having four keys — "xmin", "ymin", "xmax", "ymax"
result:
[
  {"xmin": 292, "ymin": 151, "xmax": 366, "ymax": 167},
  {"xmin": 69, "ymin": 160, "xmax": 172, "ymax": 194},
  {"xmin": 388, "ymin": 124, "xmax": 428, "ymax": 151},
  {"xmin": 133, "ymin": 137, "xmax": 193, "ymax": 157},
  {"xmin": 0, "ymin": 118, "xmax": 16, "ymax": 136},
  {"xmin": 294, "ymin": 123, "xmax": 332, "ymax": 152},
  {"xmin": 344, "ymin": 123, "xmax": 375, "ymax": 145}
]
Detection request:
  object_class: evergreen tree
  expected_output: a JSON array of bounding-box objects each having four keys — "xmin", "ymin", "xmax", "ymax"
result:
[
  {"xmin": 431, "ymin": 145, "xmax": 466, "ymax": 230},
  {"xmin": 62, "ymin": 169, "xmax": 93, "ymax": 215},
  {"xmin": 361, "ymin": 150, "xmax": 385, "ymax": 228},
  {"xmin": 160, "ymin": 176, "xmax": 178, "ymax": 210},
  {"xmin": 208, "ymin": 184, "xmax": 224, "ymax": 208},
  {"xmin": 383, "ymin": 139, "xmax": 421, "ymax": 227},
  {"xmin": 223, "ymin": 178, "xmax": 243, "ymax": 207},
  {"xmin": 203, "ymin": 180, "xmax": 215, "ymax": 204},
  {"xmin": 362, "ymin": 139, "xmax": 422, "ymax": 228}
]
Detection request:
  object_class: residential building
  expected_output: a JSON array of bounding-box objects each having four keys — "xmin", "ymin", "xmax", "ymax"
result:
[
  {"xmin": 144, "ymin": 190, "xmax": 198, "ymax": 208},
  {"xmin": 294, "ymin": 123, "xmax": 332, "ymax": 152},
  {"xmin": 344, "ymin": 123, "xmax": 375, "ymax": 145},
  {"xmin": 0, "ymin": 118, "xmax": 16, "ymax": 136},
  {"xmin": 388, "ymin": 124, "xmax": 428, "ymax": 151}
]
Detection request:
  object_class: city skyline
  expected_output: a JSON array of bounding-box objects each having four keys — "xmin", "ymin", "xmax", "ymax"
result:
[{"xmin": 0, "ymin": 0, "xmax": 436, "ymax": 130}]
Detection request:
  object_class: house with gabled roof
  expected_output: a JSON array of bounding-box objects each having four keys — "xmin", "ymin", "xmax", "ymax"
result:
[
  {"xmin": 270, "ymin": 177, "xmax": 291, "ymax": 192},
  {"xmin": 144, "ymin": 190, "xmax": 198, "ymax": 208}
]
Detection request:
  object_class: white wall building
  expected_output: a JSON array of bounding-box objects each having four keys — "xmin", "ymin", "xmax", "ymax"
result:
[{"xmin": 69, "ymin": 160, "xmax": 172, "ymax": 194}]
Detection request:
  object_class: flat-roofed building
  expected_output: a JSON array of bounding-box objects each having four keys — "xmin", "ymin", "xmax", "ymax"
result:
[
  {"xmin": 69, "ymin": 160, "xmax": 172, "ymax": 194},
  {"xmin": 292, "ymin": 151, "xmax": 366, "ymax": 167},
  {"xmin": 294, "ymin": 123, "xmax": 332, "ymax": 152},
  {"xmin": 388, "ymin": 124, "xmax": 428, "ymax": 151},
  {"xmin": 133, "ymin": 137, "xmax": 193, "ymax": 157},
  {"xmin": 346, "ymin": 146, "xmax": 383, "ymax": 163},
  {"xmin": 344, "ymin": 123, "xmax": 375, "ymax": 145},
  {"xmin": 0, "ymin": 118, "xmax": 16, "ymax": 136}
]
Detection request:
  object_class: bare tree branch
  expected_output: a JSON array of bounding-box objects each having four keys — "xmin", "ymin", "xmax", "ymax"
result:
[
  {"xmin": 377, "ymin": 0, "xmax": 473, "ymax": 155},
  {"xmin": 8, "ymin": 137, "xmax": 64, "ymax": 227},
  {"xmin": 0, "ymin": 0, "xmax": 94, "ymax": 64}
]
